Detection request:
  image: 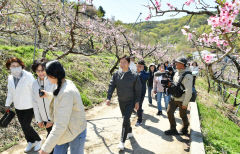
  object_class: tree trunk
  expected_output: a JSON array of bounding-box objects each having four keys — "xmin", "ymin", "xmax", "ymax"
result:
[{"xmin": 110, "ymin": 56, "xmax": 120, "ymax": 75}]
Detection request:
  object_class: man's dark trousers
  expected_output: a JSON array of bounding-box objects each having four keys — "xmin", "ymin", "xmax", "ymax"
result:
[
  {"xmin": 167, "ymin": 99, "xmax": 189, "ymax": 130},
  {"xmin": 119, "ymin": 101, "xmax": 134, "ymax": 143}
]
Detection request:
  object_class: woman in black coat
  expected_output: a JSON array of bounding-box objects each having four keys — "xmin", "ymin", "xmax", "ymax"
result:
[{"xmin": 147, "ymin": 63, "xmax": 157, "ymax": 105}]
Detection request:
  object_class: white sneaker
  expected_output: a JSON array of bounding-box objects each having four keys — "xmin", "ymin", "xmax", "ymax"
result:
[
  {"xmin": 118, "ymin": 142, "xmax": 125, "ymax": 150},
  {"xmin": 127, "ymin": 133, "xmax": 133, "ymax": 139},
  {"xmin": 33, "ymin": 140, "xmax": 42, "ymax": 152},
  {"xmin": 135, "ymin": 121, "xmax": 142, "ymax": 127},
  {"xmin": 24, "ymin": 142, "xmax": 34, "ymax": 153}
]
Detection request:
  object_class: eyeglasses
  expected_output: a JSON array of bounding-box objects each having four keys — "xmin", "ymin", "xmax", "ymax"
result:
[{"xmin": 36, "ymin": 70, "xmax": 45, "ymax": 73}]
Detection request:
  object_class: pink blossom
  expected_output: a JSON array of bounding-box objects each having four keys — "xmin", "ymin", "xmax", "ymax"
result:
[
  {"xmin": 185, "ymin": 1, "xmax": 191, "ymax": 6},
  {"xmin": 185, "ymin": 0, "xmax": 195, "ymax": 6},
  {"xmin": 145, "ymin": 14, "xmax": 151, "ymax": 21},
  {"xmin": 167, "ymin": 3, "xmax": 175, "ymax": 10},
  {"xmin": 205, "ymin": 0, "xmax": 240, "ymax": 34},
  {"xmin": 177, "ymin": 0, "xmax": 240, "ymax": 49},
  {"xmin": 204, "ymin": 55, "xmax": 213, "ymax": 63},
  {"xmin": 155, "ymin": 0, "xmax": 161, "ymax": 10},
  {"xmin": 229, "ymin": 90, "xmax": 235, "ymax": 94},
  {"xmin": 223, "ymin": 41, "xmax": 229, "ymax": 47},
  {"xmin": 187, "ymin": 33, "xmax": 192, "ymax": 41},
  {"xmin": 181, "ymin": 29, "xmax": 187, "ymax": 35}
]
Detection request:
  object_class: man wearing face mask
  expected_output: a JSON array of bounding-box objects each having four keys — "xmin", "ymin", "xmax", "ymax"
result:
[{"xmin": 5, "ymin": 57, "xmax": 41, "ymax": 153}]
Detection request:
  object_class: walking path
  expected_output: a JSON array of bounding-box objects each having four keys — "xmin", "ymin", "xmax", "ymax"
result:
[{"xmin": 2, "ymin": 95, "xmax": 190, "ymax": 154}]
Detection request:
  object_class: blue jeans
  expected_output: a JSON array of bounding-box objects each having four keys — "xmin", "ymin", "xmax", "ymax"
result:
[
  {"xmin": 157, "ymin": 92, "xmax": 170, "ymax": 111},
  {"xmin": 148, "ymin": 86, "xmax": 153, "ymax": 104},
  {"xmin": 164, "ymin": 94, "xmax": 171, "ymax": 109},
  {"xmin": 54, "ymin": 129, "xmax": 87, "ymax": 154}
]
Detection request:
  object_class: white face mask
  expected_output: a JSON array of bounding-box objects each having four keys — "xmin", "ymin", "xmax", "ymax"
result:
[{"xmin": 10, "ymin": 67, "xmax": 23, "ymax": 78}]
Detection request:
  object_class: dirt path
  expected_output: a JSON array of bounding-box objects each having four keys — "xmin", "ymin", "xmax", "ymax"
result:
[{"xmin": 2, "ymin": 95, "xmax": 190, "ymax": 154}]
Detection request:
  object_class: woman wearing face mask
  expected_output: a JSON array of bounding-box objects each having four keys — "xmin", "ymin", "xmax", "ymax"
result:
[
  {"xmin": 31, "ymin": 59, "xmax": 55, "ymax": 154},
  {"xmin": 5, "ymin": 57, "xmax": 41, "ymax": 153},
  {"xmin": 39, "ymin": 60, "xmax": 87, "ymax": 154}
]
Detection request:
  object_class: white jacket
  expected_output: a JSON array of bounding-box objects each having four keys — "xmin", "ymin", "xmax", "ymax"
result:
[
  {"xmin": 190, "ymin": 66, "xmax": 199, "ymax": 76},
  {"xmin": 32, "ymin": 77, "xmax": 56, "ymax": 123},
  {"xmin": 41, "ymin": 80, "xmax": 87, "ymax": 153},
  {"xmin": 5, "ymin": 70, "xmax": 35, "ymax": 110}
]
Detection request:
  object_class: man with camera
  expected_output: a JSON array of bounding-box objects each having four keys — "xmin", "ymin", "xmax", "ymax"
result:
[{"xmin": 165, "ymin": 57, "xmax": 193, "ymax": 135}]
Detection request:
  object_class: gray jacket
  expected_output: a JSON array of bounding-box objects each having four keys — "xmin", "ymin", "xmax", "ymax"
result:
[
  {"xmin": 107, "ymin": 69, "xmax": 142, "ymax": 103},
  {"xmin": 173, "ymin": 68, "xmax": 193, "ymax": 106}
]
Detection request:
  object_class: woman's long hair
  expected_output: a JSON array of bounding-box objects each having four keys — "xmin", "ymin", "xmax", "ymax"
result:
[
  {"xmin": 148, "ymin": 64, "xmax": 157, "ymax": 73},
  {"xmin": 46, "ymin": 60, "xmax": 65, "ymax": 96}
]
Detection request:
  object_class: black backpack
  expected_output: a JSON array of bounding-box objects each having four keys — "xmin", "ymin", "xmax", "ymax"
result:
[{"xmin": 168, "ymin": 71, "xmax": 193, "ymax": 98}]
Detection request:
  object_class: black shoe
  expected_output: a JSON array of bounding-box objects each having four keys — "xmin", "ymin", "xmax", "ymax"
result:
[
  {"xmin": 157, "ymin": 111, "xmax": 162, "ymax": 115},
  {"xmin": 179, "ymin": 128, "xmax": 188, "ymax": 135},
  {"xmin": 164, "ymin": 129, "xmax": 179, "ymax": 135}
]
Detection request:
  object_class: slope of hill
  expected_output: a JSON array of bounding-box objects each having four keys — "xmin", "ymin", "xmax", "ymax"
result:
[
  {"xmin": 131, "ymin": 13, "xmax": 240, "ymax": 52},
  {"xmin": 135, "ymin": 15, "xmax": 209, "ymax": 44}
]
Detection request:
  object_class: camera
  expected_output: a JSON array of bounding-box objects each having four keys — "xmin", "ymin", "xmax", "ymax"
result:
[
  {"xmin": 161, "ymin": 79, "xmax": 170, "ymax": 87},
  {"xmin": 155, "ymin": 71, "xmax": 173, "ymax": 94},
  {"xmin": 155, "ymin": 70, "xmax": 172, "ymax": 88},
  {"xmin": 39, "ymin": 85, "xmax": 45, "ymax": 97}
]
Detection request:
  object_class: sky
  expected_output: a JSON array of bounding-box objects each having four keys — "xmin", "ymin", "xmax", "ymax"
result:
[
  {"xmin": 69, "ymin": 0, "xmax": 217, "ymax": 23},
  {"xmin": 92, "ymin": 0, "xmax": 217, "ymax": 23}
]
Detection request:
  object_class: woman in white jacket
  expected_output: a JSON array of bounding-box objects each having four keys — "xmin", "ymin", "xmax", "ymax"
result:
[
  {"xmin": 153, "ymin": 63, "xmax": 168, "ymax": 116},
  {"xmin": 5, "ymin": 57, "xmax": 41, "ymax": 153},
  {"xmin": 31, "ymin": 59, "xmax": 55, "ymax": 154},
  {"xmin": 39, "ymin": 60, "xmax": 87, "ymax": 154},
  {"xmin": 190, "ymin": 61, "xmax": 199, "ymax": 87}
]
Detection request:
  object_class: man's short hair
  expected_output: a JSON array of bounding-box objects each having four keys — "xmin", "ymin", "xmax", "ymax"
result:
[
  {"xmin": 137, "ymin": 60, "xmax": 145, "ymax": 66},
  {"xmin": 120, "ymin": 55, "xmax": 130, "ymax": 63},
  {"xmin": 130, "ymin": 55, "xmax": 135, "ymax": 59}
]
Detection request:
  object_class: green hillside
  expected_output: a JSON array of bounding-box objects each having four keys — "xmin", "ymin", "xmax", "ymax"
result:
[{"xmin": 135, "ymin": 15, "xmax": 209, "ymax": 44}]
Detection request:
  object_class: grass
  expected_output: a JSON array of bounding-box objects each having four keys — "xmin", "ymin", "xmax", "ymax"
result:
[
  {"xmin": 197, "ymin": 102, "xmax": 240, "ymax": 153},
  {"xmin": 196, "ymin": 77, "xmax": 240, "ymax": 154},
  {"xmin": 0, "ymin": 138, "xmax": 18, "ymax": 152}
]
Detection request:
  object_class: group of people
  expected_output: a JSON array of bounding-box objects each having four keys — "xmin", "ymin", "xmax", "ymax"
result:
[
  {"xmin": 106, "ymin": 55, "xmax": 199, "ymax": 150},
  {"xmin": 5, "ymin": 58, "xmax": 87, "ymax": 154},
  {"xmin": 3, "ymin": 55, "xmax": 199, "ymax": 153}
]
